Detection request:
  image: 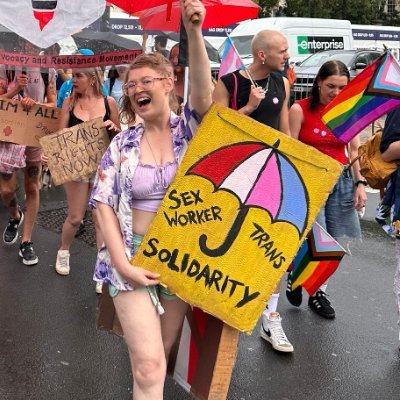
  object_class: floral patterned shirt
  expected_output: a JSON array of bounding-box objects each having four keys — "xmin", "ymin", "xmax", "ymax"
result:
[{"xmin": 90, "ymin": 106, "xmax": 201, "ymax": 290}]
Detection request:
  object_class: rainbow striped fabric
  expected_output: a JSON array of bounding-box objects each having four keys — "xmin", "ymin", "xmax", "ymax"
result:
[
  {"xmin": 321, "ymin": 51, "xmax": 400, "ymax": 144},
  {"xmin": 290, "ymin": 222, "xmax": 346, "ymax": 295}
]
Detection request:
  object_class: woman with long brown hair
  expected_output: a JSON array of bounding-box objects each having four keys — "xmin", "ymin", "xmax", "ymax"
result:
[
  {"xmin": 55, "ymin": 67, "xmax": 120, "ymax": 290},
  {"xmin": 287, "ymin": 60, "xmax": 367, "ymax": 317}
]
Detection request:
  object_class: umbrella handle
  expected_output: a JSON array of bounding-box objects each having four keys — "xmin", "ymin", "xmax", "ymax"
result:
[
  {"xmin": 190, "ymin": 13, "xmax": 200, "ymax": 24},
  {"xmin": 199, "ymin": 208, "xmax": 249, "ymax": 257}
]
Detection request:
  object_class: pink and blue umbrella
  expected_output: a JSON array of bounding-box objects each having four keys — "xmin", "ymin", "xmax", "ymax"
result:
[{"xmin": 187, "ymin": 140, "xmax": 309, "ymax": 257}]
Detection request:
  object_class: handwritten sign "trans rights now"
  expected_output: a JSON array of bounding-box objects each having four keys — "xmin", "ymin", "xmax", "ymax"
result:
[{"xmin": 39, "ymin": 118, "xmax": 109, "ymax": 185}]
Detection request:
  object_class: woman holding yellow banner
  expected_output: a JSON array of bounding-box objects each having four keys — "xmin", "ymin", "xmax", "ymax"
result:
[
  {"xmin": 288, "ymin": 60, "xmax": 367, "ymax": 318},
  {"xmin": 89, "ymin": 1, "xmax": 213, "ymax": 398}
]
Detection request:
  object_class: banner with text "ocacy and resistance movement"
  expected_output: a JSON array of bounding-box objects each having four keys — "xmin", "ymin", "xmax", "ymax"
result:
[
  {"xmin": 0, "ymin": 50, "xmax": 142, "ymax": 69},
  {"xmin": 133, "ymin": 103, "xmax": 343, "ymax": 333}
]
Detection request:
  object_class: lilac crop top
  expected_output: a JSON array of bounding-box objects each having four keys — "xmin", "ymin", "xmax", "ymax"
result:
[{"xmin": 131, "ymin": 161, "xmax": 178, "ymax": 212}]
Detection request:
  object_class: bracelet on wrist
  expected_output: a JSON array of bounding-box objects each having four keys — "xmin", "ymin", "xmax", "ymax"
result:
[{"xmin": 355, "ymin": 180, "xmax": 368, "ymax": 187}]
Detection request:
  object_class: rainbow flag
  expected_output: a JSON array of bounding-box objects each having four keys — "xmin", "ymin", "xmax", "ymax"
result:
[
  {"xmin": 290, "ymin": 222, "xmax": 346, "ymax": 295},
  {"xmin": 218, "ymin": 36, "xmax": 244, "ymax": 79},
  {"xmin": 321, "ymin": 51, "xmax": 400, "ymax": 144}
]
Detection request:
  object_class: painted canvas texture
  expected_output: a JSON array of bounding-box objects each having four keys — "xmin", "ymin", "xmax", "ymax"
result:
[{"xmin": 132, "ymin": 103, "xmax": 343, "ymax": 333}]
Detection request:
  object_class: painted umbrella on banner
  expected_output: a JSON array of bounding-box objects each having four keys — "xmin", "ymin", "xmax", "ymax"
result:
[
  {"xmin": 133, "ymin": 0, "xmax": 260, "ymax": 32},
  {"xmin": 186, "ymin": 140, "xmax": 309, "ymax": 257}
]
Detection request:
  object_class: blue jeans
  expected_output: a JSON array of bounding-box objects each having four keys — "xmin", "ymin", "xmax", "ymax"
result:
[{"xmin": 316, "ymin": 166, "xmax": 361, "ymax": 242}]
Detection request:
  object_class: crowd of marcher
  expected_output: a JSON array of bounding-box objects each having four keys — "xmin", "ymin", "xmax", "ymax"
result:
[{"xmin": 1, "ymin": 0, "xmax": 400, "ymax": 398}]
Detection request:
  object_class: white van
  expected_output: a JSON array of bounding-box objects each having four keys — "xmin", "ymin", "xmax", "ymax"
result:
[{"xmin": 227, "ymin": 17, "xmax": 354, "ymax": 65}]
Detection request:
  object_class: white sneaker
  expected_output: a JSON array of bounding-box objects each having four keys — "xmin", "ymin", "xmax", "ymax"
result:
[
  {"xmin": 55, "ymin": 250, "xmax": 70, "ymax": 276},
  {"xmin": 260, "ymin": 311, "xmax": 294, "ymax": 353},
  {"xmin": 95, "ymin": 281, "xmax": 103, "ymax": 294}
]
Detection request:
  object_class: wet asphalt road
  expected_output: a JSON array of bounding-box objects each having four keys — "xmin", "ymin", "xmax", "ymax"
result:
[{"xmin": 1, "ymin": 185, "xmax": 400, "ymax": 400}]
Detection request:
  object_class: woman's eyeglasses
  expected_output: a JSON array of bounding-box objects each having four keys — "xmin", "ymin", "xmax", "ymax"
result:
[{"xmin": 123, "ymin": 77, "xmax": 167, "ymax": 92}]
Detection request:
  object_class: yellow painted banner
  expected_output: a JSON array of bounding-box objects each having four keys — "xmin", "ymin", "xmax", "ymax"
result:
[{"xmin": 133, "ymin": 103, "xmax": 342, "ymax": 333}]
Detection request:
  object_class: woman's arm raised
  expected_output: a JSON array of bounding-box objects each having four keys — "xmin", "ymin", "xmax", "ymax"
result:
[{"xmin": 181, "ymin": 0, "xmax": 213, "ymax": 117}]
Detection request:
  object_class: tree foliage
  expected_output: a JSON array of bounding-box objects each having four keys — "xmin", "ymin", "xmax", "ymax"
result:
[
  {"xmin": 254, "ymin": 0, "xmax": 397, "ymax": 25},
  {"xmin": 257, "ymin": 0, "xmax": 280, "ymax": 17}
]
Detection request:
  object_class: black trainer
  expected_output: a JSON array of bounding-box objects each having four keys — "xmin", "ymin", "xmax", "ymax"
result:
[
  {"xmin": 286, "ymin": 273, "xmax": 303, "ymax": 307},
  {"xmin": 3, "ymin": 209, "xmax": 24, "ymax": 244},
  {"xmin": 375, "ymin": 203, "xmax": 390, "ymax": 226},
  {"xmin": 19, "ymin": 241, "xmax": 38, "ymax": 266},
  {"xmin": 308, "ymin": 290, "xmax": 335, "ymax": 319}
]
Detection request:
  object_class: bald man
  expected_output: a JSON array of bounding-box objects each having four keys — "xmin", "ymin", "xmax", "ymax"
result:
[
  {"xmin": 213, "ymin": 30, "xmax": 290, "ymax": 134},
  {"xmin": 213, "ymin": 30, "xmax": 293, "ymax": 353}
]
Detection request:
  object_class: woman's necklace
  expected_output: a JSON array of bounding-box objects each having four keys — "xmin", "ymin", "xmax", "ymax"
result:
[{"xmin": 144, "ymin": 133, "xmax": 159, "ymax": 167}]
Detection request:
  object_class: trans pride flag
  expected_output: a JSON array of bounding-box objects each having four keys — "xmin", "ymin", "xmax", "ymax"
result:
[
  {"xmin": 321, "ymin": 51, "xmax": 400, "ymax": 144},
  {"xmin": 218, "ymin": 36, "xmax": 244, "ymax": 78},
  {"xmin": 289, "ymin": 222, "xmax": 346, "ymax": 295}
]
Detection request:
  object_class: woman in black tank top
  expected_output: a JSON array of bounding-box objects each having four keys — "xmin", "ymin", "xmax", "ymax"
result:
[
  {"xmin": 55, "ymin": 67, "xmax": 121, "ymax": 290},
  {"xmin": 68, "ymin": 97, "xmax": 111, "ymax": 127}
]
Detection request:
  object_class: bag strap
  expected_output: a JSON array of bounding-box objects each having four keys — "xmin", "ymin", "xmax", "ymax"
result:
[
  {"xmin": 109, "ymin": 77, "xmax": 116, "ymax": 96},
  {"xmin": 41, "ymin": 70, "xmax": 49, "ymax": 91},
  {"xmin": 348, "ymin": 120, "xmax": 382, "ymax": 167},
  {"xmin": 349, "ymin": 153, "xmax": 362, "ymax": 168},
  {"xmin": 231, "ymin": 72, "xmax": 238, "ymax": 111}
]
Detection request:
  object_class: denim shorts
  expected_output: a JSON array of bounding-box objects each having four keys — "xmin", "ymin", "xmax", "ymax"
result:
[
  {"xmin": 108, "ymin": 233, "xmax": 177, "ymax": 302},
  {"xmin": 316, "ymin": 166, "xmax": 361, "ymax": 242}
]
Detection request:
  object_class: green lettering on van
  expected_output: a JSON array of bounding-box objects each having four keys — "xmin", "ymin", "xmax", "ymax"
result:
[{"xmin": 298, "ymin": 36, "xmax": 345, "ymax": 54}]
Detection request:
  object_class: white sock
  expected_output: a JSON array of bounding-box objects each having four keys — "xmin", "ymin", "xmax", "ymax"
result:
[{"xmin": 264, "ymin": 293, "xmax": 279, "ymax": 318}]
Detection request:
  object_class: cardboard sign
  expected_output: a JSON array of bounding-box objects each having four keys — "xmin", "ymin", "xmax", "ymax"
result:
[
  {"xmin": 0, "ymin": 97, "xmax": 59, "ymax": 147},
  {"xmin": 133, "ymin": 103, "xmax": 343, "ymax": 333},
  {"xmin": 39, "ymin": 118, "xmax": 109, "ymax": 186}
]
